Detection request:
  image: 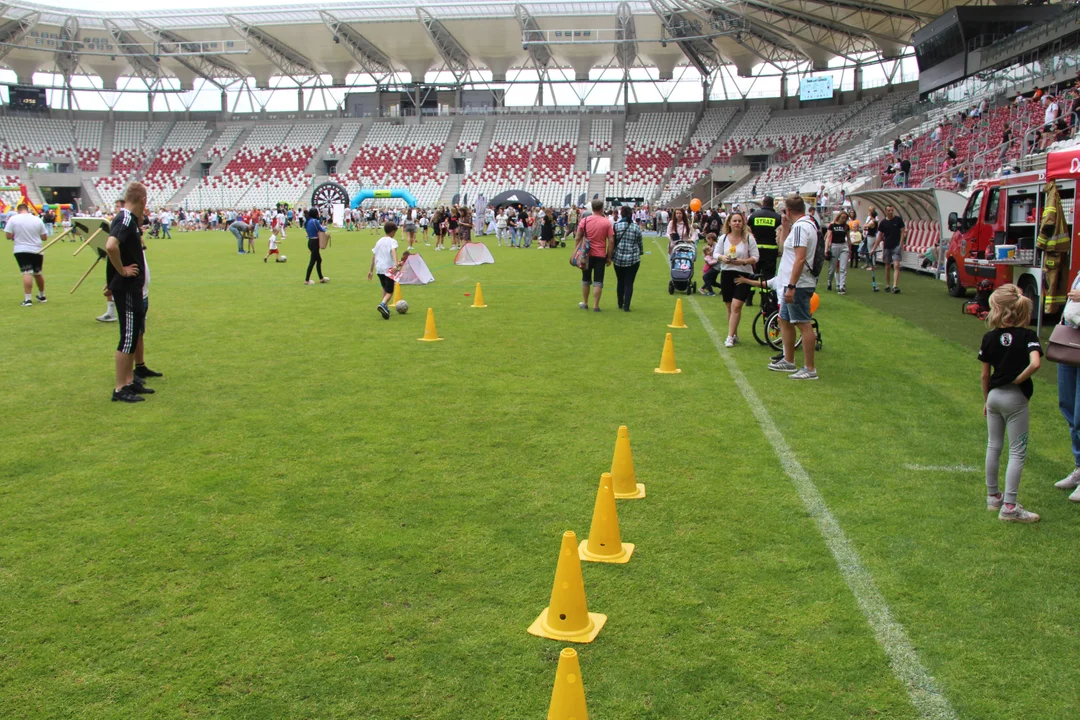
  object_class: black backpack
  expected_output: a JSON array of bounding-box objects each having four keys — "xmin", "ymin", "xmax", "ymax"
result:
[{"xmin": 798, "ymin": 218, "xmax": 827, "ymax": 278}]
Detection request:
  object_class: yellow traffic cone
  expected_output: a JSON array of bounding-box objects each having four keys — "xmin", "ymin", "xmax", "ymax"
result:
[
  {"xmin": 610, "ymin": 426, "xmax": 645, "ymax": 499},
  {"xmin": 654, "ymin": 332, "xmax": 681, "ymax": 374},
  {"xmin": 528, "ymin": 531, "xmax": 607, "ymax": 643},
  {"xmin": 471, "ymin": 282, "xmax": 487, "ymax": 308},
  {"xmin": 579, "ymin": 473, "xmax": 634, "ymax": 564},
  {"xmin": 391, "ymin": 282, "xmax": 402, "ymax": 305},
  {"xmin": 668, "ymin": 298, "xmax": 689, "ymax": 329},
  {"xmin": 547, "ymin": 648, "xmax": 589, "ymax": 720},
  {"xmin": 418, "ymin": 307, "xmax": 444, "ymax": 342}
]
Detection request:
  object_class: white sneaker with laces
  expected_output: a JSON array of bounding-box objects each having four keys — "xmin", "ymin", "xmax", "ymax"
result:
[
  {"xmin": 1070, "ymin": 486, "xmax": 1080, "ymax": 503},
  {"xmin": 724, "ymin": 336, "xmax": 735, "ymax": 348},
  {"xmin": 96, "ymin": 312, "xmax": 117, "ymax": 323},
  {"xmin": 1054, "ymin": 469, "xmax": 1080, "ymax": 489},
  {"xmin": 987, "ymin": 493, "xmax": 1003, "ymax": 510},
  {"xmin": 999, "ymin": 503, "xmax": 1040, "ymax": 523}
]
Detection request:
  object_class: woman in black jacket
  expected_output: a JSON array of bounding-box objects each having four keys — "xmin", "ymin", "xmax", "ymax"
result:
[{"xmin": 539, "ymin": 210, "xmax": 555, "ymax": 248}]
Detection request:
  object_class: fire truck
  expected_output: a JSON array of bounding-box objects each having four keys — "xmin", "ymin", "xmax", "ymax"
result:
[{"xmin": 945, "ymin": 146, "xmax": 1079, "ymax": 306}]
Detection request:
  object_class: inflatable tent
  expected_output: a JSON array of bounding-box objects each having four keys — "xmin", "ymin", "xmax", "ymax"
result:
[
  {"xmin": 395, "ymin": 253, "xmax": 435, "ymax": 285},
  {"xmin": 454, "ymin": 242, "xmax": 495, "ymax": 266}
]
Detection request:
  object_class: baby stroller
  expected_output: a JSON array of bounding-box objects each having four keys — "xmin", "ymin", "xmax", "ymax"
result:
[{"xmin": 668, "ymin": 242, "xmax": 698, "ymax": 295}]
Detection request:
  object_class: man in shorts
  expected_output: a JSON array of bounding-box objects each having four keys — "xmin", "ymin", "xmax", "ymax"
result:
[
  {"xmin": 574, "ymin": 199, "xmax": 614, "ymax": 312},
  {"xmin": 873, "ymin": 204, "xmax": 907, "ymax": 294},
  {"xmin": 7, "ymin": 202, "xmax": 48, "ymax": 307},
  {"xmin": 769, "ymin": 193, "xmax": 819, "ymax": 380},
  {"xmin": 104, "ymin": 182, "xmax": 152, "ymax": 403}
]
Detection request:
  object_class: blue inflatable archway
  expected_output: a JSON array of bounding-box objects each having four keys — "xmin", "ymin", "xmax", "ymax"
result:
[{"xmin": 350, "ymin": 188, "xmax": 417, "ymax": 209}]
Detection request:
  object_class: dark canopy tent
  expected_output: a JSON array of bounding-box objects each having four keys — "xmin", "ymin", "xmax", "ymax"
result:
[{"xmin": 487, "ymin": 189, "xmax": 541, "ymax": 208}]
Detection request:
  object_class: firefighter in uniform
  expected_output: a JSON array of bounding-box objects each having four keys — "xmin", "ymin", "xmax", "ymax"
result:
[
  {"xmin": 1037, "ymin": 181, "xmax": 1071, "ymax": 314},
  {"xmin": 748, "ymin": 195, "xmax": 782, "ymax": 280}
]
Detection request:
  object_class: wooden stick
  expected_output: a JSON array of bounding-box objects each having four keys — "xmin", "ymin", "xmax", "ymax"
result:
[
  {"xmin": 70, "ymin": 255, "xmax": 102, "ymax": 294},
  {"xmin": 39, "ymin": 226, "xmax": 75, "ymax": 253},
  {"xmin": 72, "ymin": 228, "xmax": 103, "ymax": 257}
]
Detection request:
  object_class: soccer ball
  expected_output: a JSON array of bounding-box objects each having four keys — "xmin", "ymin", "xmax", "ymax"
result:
[
  {"xmin": 277, "ymin": 255, "xmax": 287, "ymax": 263},
  {"xmin": 395, "ymin": 300, "xmax": 409, "ymax": 314}
]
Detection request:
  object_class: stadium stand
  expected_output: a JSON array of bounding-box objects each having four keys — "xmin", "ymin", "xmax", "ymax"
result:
[
  {"xmin": 335, "ymin": 121, "xmax": 450, "ymax": 207},
  {"xmin": 529, "ymin": 119, "xmax": 587, "ymax": 207},
  {"xmin": 456, "ymin": 120, "xmax": 484, "ymax": 156},
  {"xmin": 94, "ymin": 121, "xmax": 169, "ymax": 204},
  {"xmin": 461, "ymin": 118, "xmax": 536, "ymax": 204},
  {"xmin": 589, "ymin": 118, "xmax": 612, "ymax": 154},
  {"xmin": 608, "ymin": 112, "xmax": 693, "ymax": 202},
  {"xmin": 328, "ymin": 122, "xmax": 362, "ymax": 157},
  {"xmin": 140, "ymin": 122, "xmax": 213, "ymax": 208}
]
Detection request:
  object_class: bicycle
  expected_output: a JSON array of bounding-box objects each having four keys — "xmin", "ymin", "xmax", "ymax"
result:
[{"xmin": 741, "ymin": 277, "xmax": 823, "ymax": 352}]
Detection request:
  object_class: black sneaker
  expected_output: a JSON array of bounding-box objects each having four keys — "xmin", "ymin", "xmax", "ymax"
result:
[
  {"xmin": 36, "ymin": 294, "xmax": 46, "ymax": 303},
  {"xmin": 771, "ymin": 352, "xmax": 784, "ymax": 362},
  {"xmin": 892, "ymin": 287, "xmax": 901, "ymax": 294},
  {"xmin": 19, "ymin": 299, "xmax": 32, "ymax": 307},
  {"xmin": 112, "ymin": 388, "xmax": 145, "ymax": 403},
  {"xmin": 134, "ymin": 365, "xmax": 163, "ymax": 378},
  {"xmin": 378, "ymin": 303, "xmax": 390, "ymax": 319},
  {"xmin": 125, "ymin": 382, "xmax": 154, "ymax": 395}
]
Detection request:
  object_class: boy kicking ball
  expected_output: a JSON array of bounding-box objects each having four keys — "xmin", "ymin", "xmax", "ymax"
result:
[
  {"xmin": 264, "ymin": 231, "xmax": 286, "ymax": 263},
  {"xmin": 368, "ymin": 220, "xmax": 399, "ymax": 319}
]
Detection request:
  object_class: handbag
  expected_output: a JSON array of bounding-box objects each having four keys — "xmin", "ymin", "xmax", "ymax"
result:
[
  {"xmin": 571, "ymin": 216, "xmax": 591, "ymax": 268},
  {"xmin": 1047, "ymin": 323, "xmax": 1080, "ymax": 367},
  {"xmin": 318, "ymin": 230, "xmax": 331, "ymax": 250}
]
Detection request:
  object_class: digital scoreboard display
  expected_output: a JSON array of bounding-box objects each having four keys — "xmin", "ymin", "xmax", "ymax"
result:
[
  {"xmin": 9, "ymin": 85, "xmax": 47, "ymax": 109},
  {"xmin": 799, "ymin": 76, "xmax": 834, "ymax": 102}
]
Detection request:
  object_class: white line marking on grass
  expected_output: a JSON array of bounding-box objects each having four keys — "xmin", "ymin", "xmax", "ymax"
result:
[
  {"xmin": 904, "ymin": 464, "xmax": 978, "ymax": 473},
  {"xmin": 687, "ymin": 298, "xmax": 958, "ymax": 720}
]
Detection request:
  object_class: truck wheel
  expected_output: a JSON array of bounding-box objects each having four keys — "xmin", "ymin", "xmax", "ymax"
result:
[{"xmin": 946, "ymin": 260, "xmax": 966, "ymax": 298}]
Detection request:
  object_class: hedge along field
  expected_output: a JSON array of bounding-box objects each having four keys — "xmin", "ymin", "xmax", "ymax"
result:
[{"xmin": 1, "ymin": 228, "xmax": 1078, "ymax": 719}]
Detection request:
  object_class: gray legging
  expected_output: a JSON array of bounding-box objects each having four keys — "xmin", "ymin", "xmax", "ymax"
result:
[
  {"xmin": 828, "ymin": 245, "xmax": 849, "ymax": 288},
  {"xmin": 985, "ymin": 385, "xmax": 1030, "ymax": 504}
]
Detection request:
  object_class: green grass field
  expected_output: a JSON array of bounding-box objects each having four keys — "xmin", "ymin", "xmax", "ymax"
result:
[{"xmin": 2, "ymin": 228, "xmax": 1079, "ymax": 719}]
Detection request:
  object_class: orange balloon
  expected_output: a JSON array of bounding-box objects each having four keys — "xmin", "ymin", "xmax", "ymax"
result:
[
  {"xmin": 810, "ymin": 292, "xmax": 820, "ymax": 314},
  {"xmin": 689, "ymin": 198, "xmax": 702, "ymax": 212}
]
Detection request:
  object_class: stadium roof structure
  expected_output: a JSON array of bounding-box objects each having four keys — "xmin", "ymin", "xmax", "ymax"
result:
[{"xmin": 0, "ymin": 0, "xmax": 983, "ymax": 94}]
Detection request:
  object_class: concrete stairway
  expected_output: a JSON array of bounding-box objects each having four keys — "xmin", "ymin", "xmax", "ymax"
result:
[
  {"xmin": 587, "ymin": 173, "xmax": 605, "ymax": 202},
  {"xmin": 439, "ymin": 117, "xmax": 465, "ymax": 172},
  {"xmin": 135, "ymin": 120, "xmax": 174, "ymax": 179},
  {"xmin": 97, "ymin": 120, "xmax": 114, "ymax": 175},
  {"xmin": 611, "ymin": 118, "xmax": 626, "ymax": 172},
  {"xmin": 184, "ymin": 123, "xmax": 224, "ymax": 175},
  {"xmin": 574, "ymin": 118, "xmax": 590, "ymax": 172},
  {"xmin": 438, "ymin": 174, "xmax": 461, "ymax": 206},
  {"xmin": 208, "ymin": 124, "xmax": 254, "ymax": 174},
  {"xmin": 80, "ymin": 178, "xmax": 104, "ymax": 210},
  {"xmin": 305, "ymin": 122, "xmax": 338, "ymax": 175},
  {"xmin": 470, "ymin": 118, "xmax": 496, "ymax": 175}
]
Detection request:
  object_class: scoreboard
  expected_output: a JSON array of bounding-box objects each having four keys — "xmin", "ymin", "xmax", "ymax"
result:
[{"xmin": 9, "ymin": 85, "xmax": 47, "ymax": 110}]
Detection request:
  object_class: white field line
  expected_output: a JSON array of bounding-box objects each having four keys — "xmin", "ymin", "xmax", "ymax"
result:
[
  {"xmin": 904, "ymin": 464, "xmax": 979, "ymax": 473},
  {"xmin": 687, "ymin": 296, "xmax": 958, "ymax": 720}
]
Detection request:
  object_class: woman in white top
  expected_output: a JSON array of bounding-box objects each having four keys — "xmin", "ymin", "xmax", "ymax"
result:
[{"xmin": 715, "ymin": 211, "xmax": 759, "ymax": 347}]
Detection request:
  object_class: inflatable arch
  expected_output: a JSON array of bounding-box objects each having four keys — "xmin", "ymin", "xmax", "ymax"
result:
[{"xmin": 350, "ymin": 188, "xmax": 417, "ymax": 209}]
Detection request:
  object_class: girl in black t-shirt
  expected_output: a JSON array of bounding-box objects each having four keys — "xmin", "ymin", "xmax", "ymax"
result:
[
  {"xmin": 825, "ymin": 212, "xmax": 850, "ymax": 294},
  {"xmin": 978, "ymin": 284, "xmax": 1043, "ymax": 523}
]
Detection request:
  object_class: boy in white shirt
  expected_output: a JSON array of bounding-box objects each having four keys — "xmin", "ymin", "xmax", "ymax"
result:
[
  {"xmin": 7, "ymin": 203, "xmax": 48, "ymax": 306},
  {"xmin": 263, "ymin": 230, "xmax": 285, "ymax": 263},
  {"xmin": 368, "ymin": 221, "xmax": 399, "ymax": 319}
]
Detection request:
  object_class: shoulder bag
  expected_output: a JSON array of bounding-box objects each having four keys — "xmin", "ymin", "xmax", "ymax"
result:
[
  {"xmin": 318, "ymin": 229, "xmax": 331, "ymax": 250},
  {"xmin": 1048, "ymin": 323, "xmax": 1080, "ymax": 367},
  {"xmin": 571, "ymin": 216, "xmax": 591, "ymax": 269}
]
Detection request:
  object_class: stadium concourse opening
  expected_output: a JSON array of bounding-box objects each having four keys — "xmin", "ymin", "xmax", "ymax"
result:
[{"xmin": 2, "ymin": 1, "xmax": 1080, "ymax": 719}]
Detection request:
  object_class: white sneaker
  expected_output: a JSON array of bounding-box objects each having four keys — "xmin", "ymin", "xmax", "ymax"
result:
[
  {"xmin": 789, "ymin": 367, "xmax": 819, "ymax": 381},
  {"xmin": 724, "ymin": 336, "xmax": 735, "ymax": 348},
  {"xmin": 999, "ymin": 503, "xmax": 1040, "ymax": 523},
  {"xmin": 1054, "ymin": 469, "xmax": 1080, "ymax": 489},
  {"xmin": 96, "ymin": 312, "xmax": 117, "ymax": 323},
  {"xmin": 987, "ymin": 493, "xmax": 1003, "ymax": 511},
  {"xmin": 1070, "ymin": 486, "xmax": 1080, "ymax": 503}
]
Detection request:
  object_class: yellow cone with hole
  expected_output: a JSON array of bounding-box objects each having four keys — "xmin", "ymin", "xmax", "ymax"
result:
[
  {"xmin": 668, "ymin": 298, "xmax": 688, "ymax": 329},
  {"xmin": 418, "ymin": 307, "xmax": 444, "ymax": 342},
  {"xmin": 392, "ymin": 282, "xmax": 403, "ymax": 304},
  {"xmin": 579, "ymin": 473, "xmax": 634, "ymax": 564},
  {"xmin": 528, "ymin": 531, "xmax": 607, "ymax": 643},
  {"xmin": 471, "ymin": 282, "xmax": 487, "ymax": 308},
  {"xmin": 610, "ymin": 426, "xmax": 645, "ymax": 499},
  {"xmin": 654, "ymin": 332, "xmax": 681, "ymax": 374},
  {"xmin": 547, "ymin": 648, "xmax": 589, "ymax": 720}
]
